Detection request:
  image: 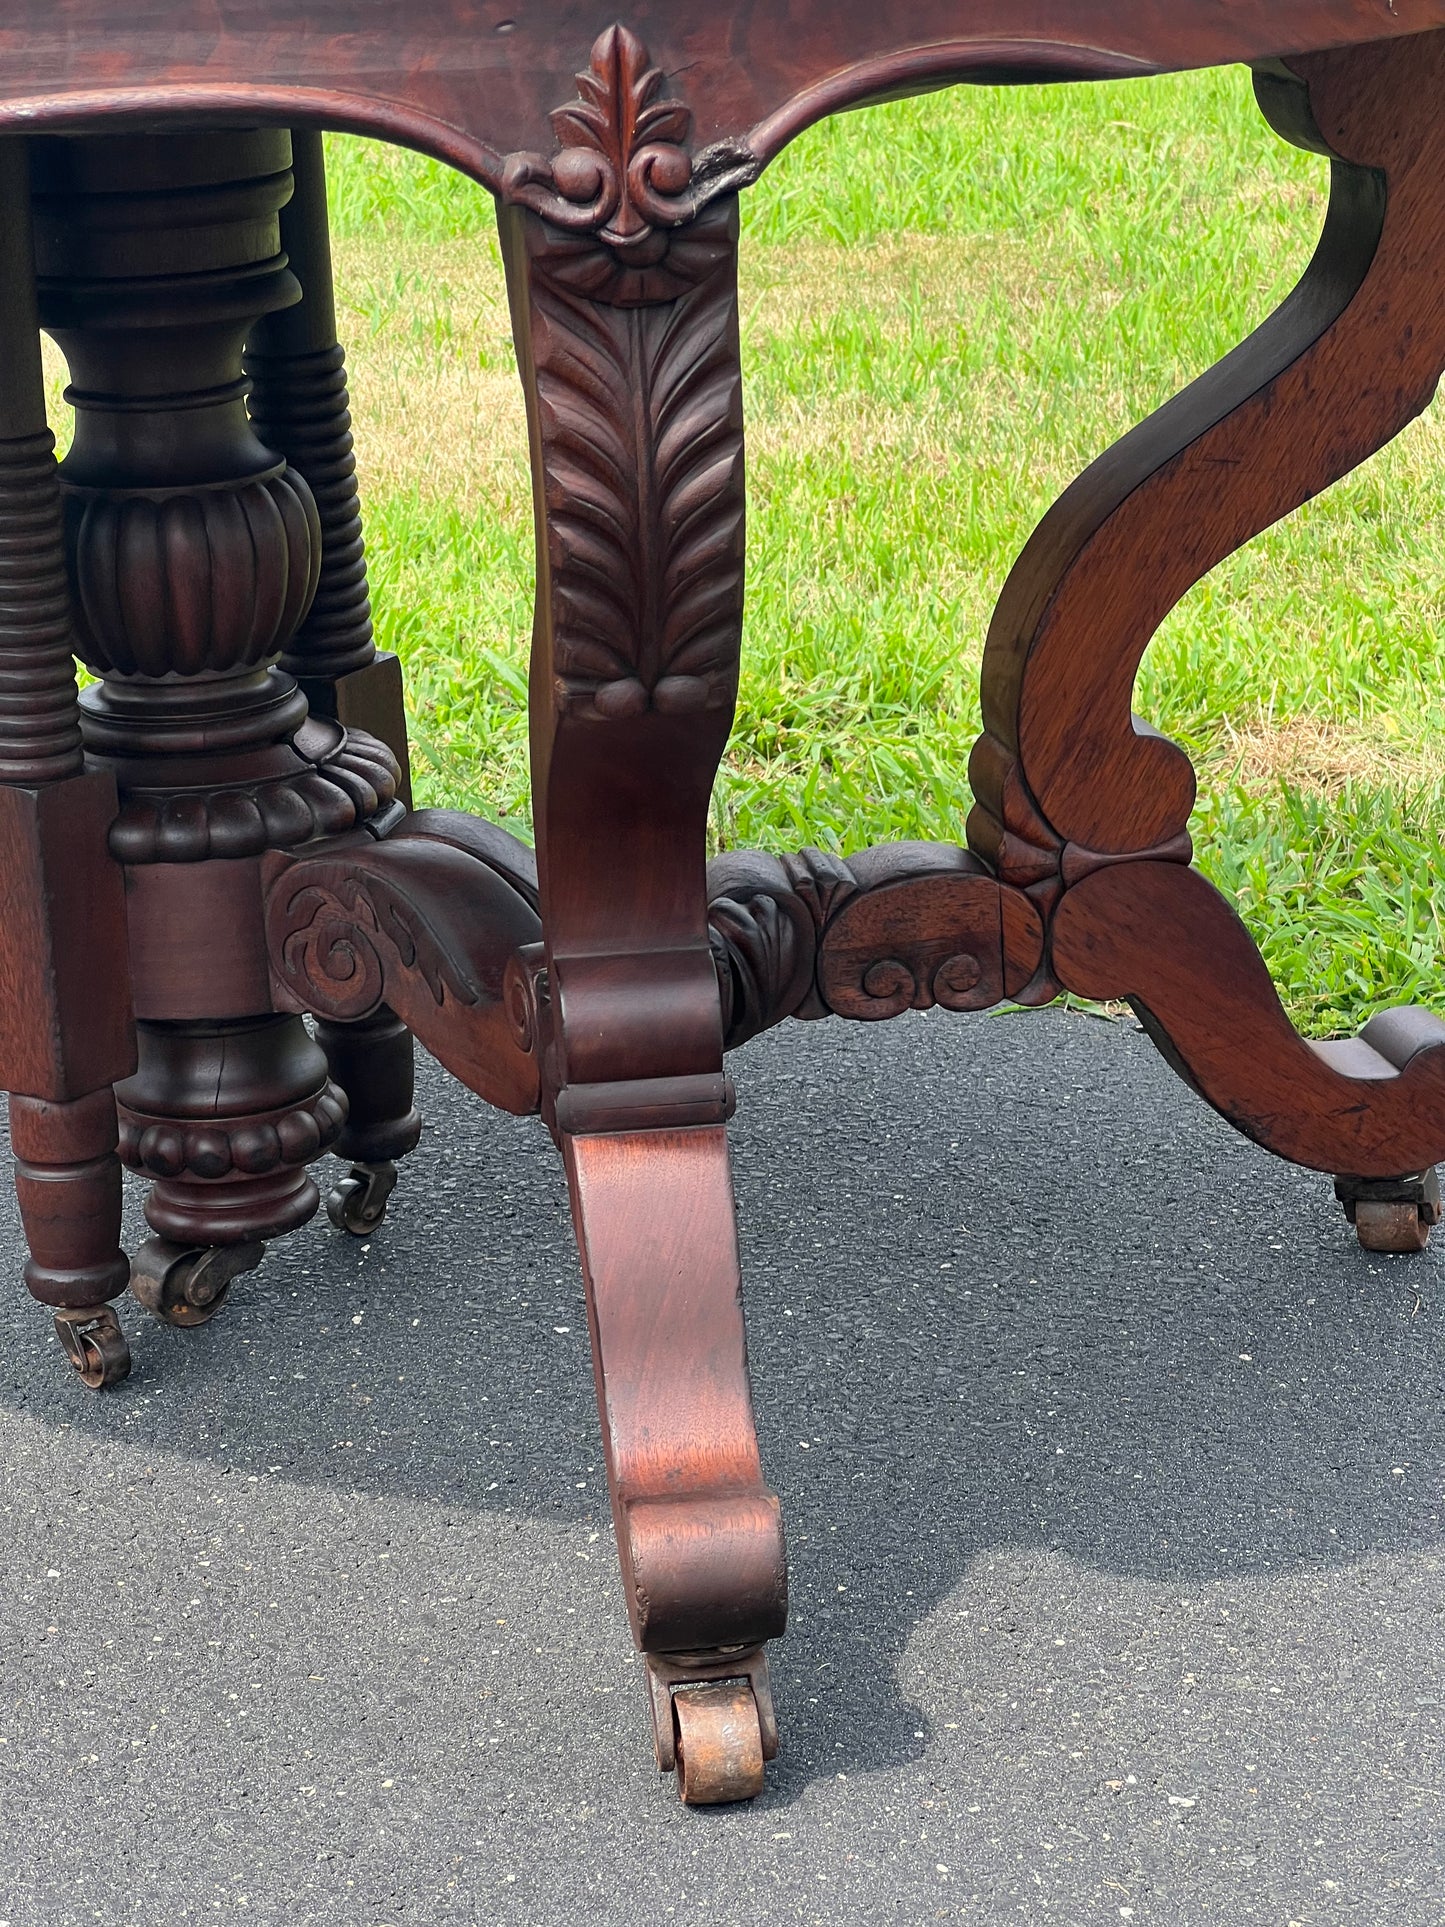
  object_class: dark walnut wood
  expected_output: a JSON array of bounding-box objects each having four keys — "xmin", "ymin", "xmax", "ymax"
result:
[{"xmin": 2, "ymin": 0, "xmax": 1445, "ymax": 1809}]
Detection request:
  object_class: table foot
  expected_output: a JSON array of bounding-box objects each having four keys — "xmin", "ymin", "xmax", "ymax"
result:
[
  {"xmin": 314, "ymin": 1007, "xmax": 421, "ymax": 1234},
  {"xmin": 8, "ymin": 1090, "xmax": 132, "ymax": 1388},
  {"xmin": 130, "ymin": 1236, "xmax": 264, "ymax": 1328},
  {"xmin": 53, "ymin": 1305, "xmax": 130, "ymax": 1390},
  {"xmin": 1335, "ymin": 1168, "xmax": 1441, "ymax": 1253},
  {"xmin": 325, "ymin": 1160, "xmax": 398, "ymax": 1236},
  {"xmin": 647, "ymin": 1647, "xmax": 778, "ymax": 1804},
  {"xmin": 563, "ymin": 1126, "xmax": 786, "ymax": 1794}
]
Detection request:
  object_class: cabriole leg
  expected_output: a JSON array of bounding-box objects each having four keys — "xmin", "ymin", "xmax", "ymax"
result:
[
  {"xmin": 500, "ymin": 60, "xmax": 784, "ymax": 1797},
  {"xmin": 965, "ymin": 34, "xmax": 1445, "ymax": 1217}
]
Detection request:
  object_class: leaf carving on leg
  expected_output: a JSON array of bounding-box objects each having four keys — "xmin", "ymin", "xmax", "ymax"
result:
[{"xmin": 524, "ymin": 202, "xmax": 745, "ymax": 721}]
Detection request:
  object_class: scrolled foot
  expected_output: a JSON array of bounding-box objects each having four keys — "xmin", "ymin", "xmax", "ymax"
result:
[
  {"xmin": 54, "ymin": 1305, "xmax": 131, "ymax": 1389},
  {"xmin": 1335, "ymin": 1169, "xmax": 1441, "ymax": 1254},
  {"xmin": 325, "ymin": 1160, "xmax": 398, "ymax": 1236},
  {"xmin": 130, "ymin": 1237, "xmax": 264, "ymax": 1327}
]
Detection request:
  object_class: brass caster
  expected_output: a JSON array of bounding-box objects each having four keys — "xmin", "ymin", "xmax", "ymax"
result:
[
  {"xmin": 54, "ymin": 1306, "xmax": 131, "ymax": 1389},
  {"xmin": 645, "ymin": 1646, "xmax": 778, "ymax": 1806},
  {"xmin": 673, "ymin": 1681, "xmax": 766, "ymax": 1805},
  {"xmin": 130, "ymin": 1237, "xmax": 263, "ymax": 1328},
  {"xmin": 1335, "ymin": 1169, "xmax": 1441, "ymax": 1253},
  {"xmin": 326, "ymin": 1160, "xmax": 397, "ymax": 1236}
]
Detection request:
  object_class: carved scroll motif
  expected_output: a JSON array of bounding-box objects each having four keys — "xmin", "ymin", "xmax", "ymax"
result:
[
  {"xmin": 952, "ymin": 35, "xmax": 1445, "ymax": 1179},
  {"xmin": 706, "ymin": 842, "xmax": 1050, "ymax": 1048},
  {"xmin": 263, "ymin": 826, "xmax": 543, "ymax": 1116},
  {"xmin": 501, "ymin": 25, "xmax": 757, "ymax": 259}
]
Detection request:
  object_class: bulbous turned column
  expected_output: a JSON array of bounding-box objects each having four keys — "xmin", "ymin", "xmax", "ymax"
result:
[
  {"xmin": 28, "ymin": 128, "xmax": 383, "ymax": 1322},
  {"xmin": 30, "ymin": 128, "xmax": 321, "ymax": 781}
]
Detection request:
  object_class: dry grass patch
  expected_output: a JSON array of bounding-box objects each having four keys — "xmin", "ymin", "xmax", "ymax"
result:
[
  {"xmin": 1211, "ymin": 711, "xmax": 1445, "ymax": 795},
  {"xmin": 333, "ymin": 235, "xmax": 529, "ymax": 515}
]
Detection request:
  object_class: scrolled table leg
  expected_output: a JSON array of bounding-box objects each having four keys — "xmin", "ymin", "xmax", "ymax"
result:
[
  {"xmin": 968, "ymin": 31, "xmax": 1445, "ymax": 1224},
  {"xmin": 500, "ymin": 167, "xmax": 784, "ymax": 1798}
]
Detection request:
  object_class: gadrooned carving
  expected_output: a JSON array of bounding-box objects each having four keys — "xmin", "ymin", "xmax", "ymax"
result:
[
  {"xmin": 118, "ymin": 1081, "xmax": 347, "ymax": 1181},
  {"xmin": 65, "ymin": 464, "xmax": 321, "ymax": 678},
  {"xmin": 108, "ymin": 722, "xmax": 401, "ymax": 863},
  {"xmin": 501, "ymin": 25, "xmax": 757, "ymax": 261}
]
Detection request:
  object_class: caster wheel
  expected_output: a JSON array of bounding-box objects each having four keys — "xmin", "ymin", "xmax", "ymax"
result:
[
  {"xmin": 130, "ymin": 1238, "xmax": 264, "ymax": 1328},
  {"xmin": 1354, "ymin": 1200, "xmax": 1432, "ymax": 1253},
  {"xmin": 54, "ymin": 1306, "xmax": 131, "ymax": 1389},
  {"xmin": 672, "ymin": 1682, "xmax": 766, "ymax": 1805},
  {"xmin": 326, "ymin": 1161, "xmax": 398, "ymax": 1236},
  {"xmin": 1336, "ymin": 1167, "xmax": 1441, "ymax": 1253}
]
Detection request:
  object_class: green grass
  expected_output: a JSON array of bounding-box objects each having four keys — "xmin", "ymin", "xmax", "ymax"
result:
[{"xmin": 315, "ymin": 67, "xmax": 1445, "ymax": 1037}]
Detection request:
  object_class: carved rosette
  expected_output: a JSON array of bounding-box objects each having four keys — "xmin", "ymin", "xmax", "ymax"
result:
[
  {"xmin": 107, "ymin": 720, "xmax": 400, "ymax": 864},
  {"xmin": 65, "ymin": 465, "xmax": 321, "ymax": 678},
  {"xmin": 501, "ymin": 25, "xmax": 756, "ymax": 263}
]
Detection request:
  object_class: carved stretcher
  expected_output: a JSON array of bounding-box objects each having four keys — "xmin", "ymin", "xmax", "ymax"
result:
[{"xmin": 1, "ymin": 1, "xmax": 1444, "ymax": 1803}]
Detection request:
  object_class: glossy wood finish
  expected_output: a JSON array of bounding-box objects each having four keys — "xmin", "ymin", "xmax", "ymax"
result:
[
  {"xmin": 0, "ymin": 0, "xmax": 1444, "ymax": 184},
  {"xmin": 566, "ymin": 1128, "xmax": 786, "ymax": 1656},
  {"xmin": 2, "ymin": 0, "xmax": 1445, "ymax": 1804}
]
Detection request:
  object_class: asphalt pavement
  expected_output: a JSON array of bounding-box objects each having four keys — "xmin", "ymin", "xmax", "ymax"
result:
[{"xmin": 0, "ymin": 1006, "xmax": 1439, "ymax": 1926}]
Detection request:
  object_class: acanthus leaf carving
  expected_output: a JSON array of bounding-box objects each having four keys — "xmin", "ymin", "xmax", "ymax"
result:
[
  {"xmin": 501, "ymin": 25, "xmax": 757, "ymax": 260},
  {"xmin": 270, "ymin": 869, "xmax": 481, "ymax": 1023},
  {"xmin": 523, "ymin": 200, "xmax": 745, "ymax": 719},
  {"xmin": 706, "ymin": 841, "xmax": 1049, "ymax": 1046}
]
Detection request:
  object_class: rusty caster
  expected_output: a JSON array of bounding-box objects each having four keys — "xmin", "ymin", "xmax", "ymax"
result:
[{"xmin": 644, "ymin": 1647, "xmax": 778, "ymax": 1804}]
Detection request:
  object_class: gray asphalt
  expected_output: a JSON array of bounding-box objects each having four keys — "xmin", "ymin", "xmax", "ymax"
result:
[{"xmin": 0, "ymin": 1006, "xmax": 1440, "ymax": 1926}]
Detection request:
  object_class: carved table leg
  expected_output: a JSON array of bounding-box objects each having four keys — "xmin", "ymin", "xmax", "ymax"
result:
[
  {"xmin": 313, "ymin": 1009, "xmax": 421, "ymax": 1234},
  {"xmin": 31, "ymin": 129, "xmax": 399, "ymax": 1330},
  {"xmin": 246, "ymin": 129, "xmax": 412, "ymax": 796},
  {"xmin": 500, "ymin": 77, "xmax": 784, "ymax": 1796},
  {"xmin": 0, "ymin": 137, "xmax": 135, "ymax": 1385},
  {"xmin": 964, "ymin": 34, "xmax": 1445, "ymax": 1240},
  {"xmin": 9, "ymin": 1092, "xmax": 130, "ymax": 1387},
  {"xmin": 245, "ymin": 130, "xmax": 422, "ymax": 1232}
]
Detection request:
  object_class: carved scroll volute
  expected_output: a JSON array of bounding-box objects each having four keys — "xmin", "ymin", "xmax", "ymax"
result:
[
  {"xmin": 974, "ymin": 31, "xmax": 1445, "ymax": 861},
  {"xmin": 262, "ymin": 829, "xmax": 542, "ymax": 1117},
  {"xmin": 498, "ymin": 182, "xmax": 746, "ymax": 1093}
]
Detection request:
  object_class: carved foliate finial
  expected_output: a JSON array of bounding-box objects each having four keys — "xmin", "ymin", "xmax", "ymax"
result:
[{"xmin": 502, "ymin": 24, "xmax": 756, "ymax": 256}]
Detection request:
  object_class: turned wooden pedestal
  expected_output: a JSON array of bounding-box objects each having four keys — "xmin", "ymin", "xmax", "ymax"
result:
[{"xmin": 2, "ymin": 3, "xmax": 1445, "ymax": 1805}]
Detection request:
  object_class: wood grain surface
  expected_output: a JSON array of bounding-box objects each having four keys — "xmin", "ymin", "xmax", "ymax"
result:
[{"xmin": 0, "ymin": 2, "xmax": 1441, "ymax": 188}]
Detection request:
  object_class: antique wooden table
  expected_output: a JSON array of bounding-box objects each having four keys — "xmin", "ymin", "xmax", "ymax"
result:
[{"xmin": 3, "ymin": 2, "xmax": 1445, "ymax": 1805}]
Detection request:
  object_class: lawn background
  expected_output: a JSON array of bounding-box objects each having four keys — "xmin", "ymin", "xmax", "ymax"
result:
[{"xmin": 153, "ymin": 69, "xmax": 1445, "ymax": 1036}]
